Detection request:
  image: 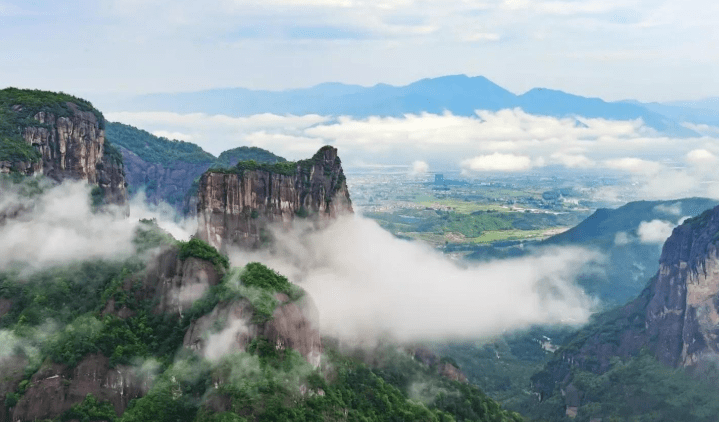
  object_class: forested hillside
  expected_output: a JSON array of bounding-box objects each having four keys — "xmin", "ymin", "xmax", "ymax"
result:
[
  {"xmin": 0, "ymin": 176, "xmax": 523, "ymax": 422},
  {"xmin": 105, "ymin": 123, "xmax": 285, "ymax": 210}
]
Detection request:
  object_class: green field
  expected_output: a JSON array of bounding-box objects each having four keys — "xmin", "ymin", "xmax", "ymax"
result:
[
  {"xmin": 400, "ymin": 228, "xmax": 564, "ymax": 246},
  {"xmin": 412, "ymin": 194, "xmax": 523, "ymax": 214}
]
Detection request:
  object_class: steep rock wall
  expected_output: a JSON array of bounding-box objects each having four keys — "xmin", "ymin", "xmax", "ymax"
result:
[
  {"xmin": 183, "ymin": 293, "xmax": 323, "ymax": 367},
  {"xmin": 196, "ymin": 146, "xmax": 352, "ymax": 250},
  {"xmin": 1, "ymin": 98, "xmax": 127, "ymax": 206},
  {"xmin": 9, "ymin": 354, "xmax": 144, "ymax": 422},
  {"xmin": 532, "ymin": 205, "xmax": 719, "ymax": 400},
  {"xmin": 138, "ymin": 247, "xmax": 223, "ymax": 315}
]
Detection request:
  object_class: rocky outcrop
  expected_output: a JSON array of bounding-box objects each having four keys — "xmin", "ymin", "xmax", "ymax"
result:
[
  {"xmin": 9, "ymin": 354, "xmax": 144, "ymax": 421},
  {"xmin": 0, "ymin": 356, "xmax": 27, "ymax": 422},
  {"xmin": 196, "ymin": 146, "xmax": 353, "ymax": 250},
  {"xmin": 1, "ymin": 94, "xmax": 128, "ymax": 206},
  {"xmin": 138, "ymin": 247, "xmax": 223, "ymax": 315},
  {"xmin": 0, "ymin": 160, "xmax": 42, "ymax": 176},
  {"xmin": 23, "ymin": 107, "xmax": 105, "ymax": 182},
  {"xmin": 532, "ymin": 205, "xmax": 719, "ymax": 399},
  {"xmin": 413, "ymin": 348, "xmax": 468, "ymax": 383},
  {"xmin": 183, "ymin": 293, "xmax": 323, "ymax": 367}
]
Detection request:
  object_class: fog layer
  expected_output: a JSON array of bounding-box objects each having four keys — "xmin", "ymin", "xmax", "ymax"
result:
[{"xmin": 229, "ymin": 216, "xmax": 599, "ymax": 343}]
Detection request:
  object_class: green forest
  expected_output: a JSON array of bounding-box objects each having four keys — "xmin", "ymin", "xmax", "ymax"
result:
[{"xmin": 0, "ymin": 183, "xmax": 522, "ymax": 422}]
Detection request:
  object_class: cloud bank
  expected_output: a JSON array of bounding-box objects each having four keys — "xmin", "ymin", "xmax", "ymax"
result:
[
  {"xmin": 229, "ymin": 216, "xmax": 598, "ymax": 343},
  {"xmin": 0, "ymin": 180, "xmax": 195, "ymax": 271},
  {"xmin": 108, "ymin": 108, "xmax": 719, "ymax": 201}
]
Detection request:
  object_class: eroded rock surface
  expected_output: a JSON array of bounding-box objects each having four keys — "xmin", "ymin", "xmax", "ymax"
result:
[
  {"xmin": 2, "ymin": 100, "xmax": 128, "ymax": 206},
  {"xmin": 10, "ymin": 354, "xmax": 143, "ymax": 421},
  {"xmin": 184, "ymin": 293, "xmax": 323, "ymax": 367},
  {"xmin": 140, "ymin": 247, "xmax": 223, "ymax": 315},
  {"xmin": 533, "ymin": 205, "xmax": 719, "ymax": 400},
  {"xmin": 197, "ymin": 146, "xmax": 353, "ymax": 250}
]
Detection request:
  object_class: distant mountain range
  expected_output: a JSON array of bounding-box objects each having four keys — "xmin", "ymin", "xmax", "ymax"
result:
[{"xmin": 105, "ymin": 74, "xmax": 719, "ymax": 137}]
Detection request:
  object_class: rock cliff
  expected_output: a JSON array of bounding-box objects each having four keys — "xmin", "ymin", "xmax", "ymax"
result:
[
  {"xmin": 0, "ymin": 89, "xmax": 128, "ymax": 206},
  {"xmin": 533, "ymin": 205, "xmax": 719, "ymax": 399},
  {"xmin": 9, "ymin": 354, "xmax": 144, "ymax": 421},
  {"xmin": 183, "ymin": 293, "xmax": 323, "ymax": 367},
  {"xmin": 196, "ymin": 146, "xmax": 353, "ymax": 250},
  {"xmin": 133, "ymin": 246, "xmax": 224, "ymax": 315}
]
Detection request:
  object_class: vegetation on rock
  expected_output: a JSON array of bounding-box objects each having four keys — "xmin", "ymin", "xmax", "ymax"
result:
[{"xmin": 0, "ymin": 88, "xmax": 104, "ymax": 164}]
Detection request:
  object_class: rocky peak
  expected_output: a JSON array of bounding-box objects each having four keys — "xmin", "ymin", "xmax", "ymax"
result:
[
  {"xmin": 196, "ymin": 145, "xmax": 353, "ymax": 250},
  {"xmin": 0, "ymin": 88, "xmax": 127, "ymax": 206}
]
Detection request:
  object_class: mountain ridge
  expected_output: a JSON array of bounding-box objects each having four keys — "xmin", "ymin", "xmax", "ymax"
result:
[{"xmin": 103, "ymin": 74, "xmax": 716, "ymax": 137}]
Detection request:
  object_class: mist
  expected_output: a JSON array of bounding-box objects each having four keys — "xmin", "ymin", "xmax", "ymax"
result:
[
  {"xmin": 0, "ymin": 180, "xmax": 195, "ymax": 271},
  {"xmin": 229, "ymin": 216, "xmax": 599, "ymax": 344}
]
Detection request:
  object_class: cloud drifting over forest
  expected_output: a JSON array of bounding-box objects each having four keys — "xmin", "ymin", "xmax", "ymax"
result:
[
  {"xmin": 0, "ymin": 181, "xmax": 195, "ymax": 271},
  {"xmin": 228, "ymin": 216, "xmax": 599, "ymax": 344}
]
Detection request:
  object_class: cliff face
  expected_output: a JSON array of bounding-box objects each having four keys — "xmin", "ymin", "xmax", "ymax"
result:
[
  {"xmin": 196, "ymin": 146, "xmax": 353, "ymax": 250},
  {"xmin": 9, "ymin": 354, "xmax": 144, "ymax": 422},
  {"xmin": 533, "ymin": 205, "xmax": 719, "ymax": 399},
  {"xmin": 1, "ymin": 96, "xmax": 128, "ymax": 206},
  {"xmin": 183, "ymin": 293, "xmax": 323, "ymax": 367},
  {"xmin": 646, "ymin": 210, "xmax": 719, "ymax": 367},
  {"xmin": 23, "ymin": 107, "xmax": 105, "ymax": 182},
  {"xmin": 135, "ymin": 247, "xmax": 223, "ymax": 315}
]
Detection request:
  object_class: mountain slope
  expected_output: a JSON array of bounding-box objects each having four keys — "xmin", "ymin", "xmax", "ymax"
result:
[
  {"xmin": 0, "ymin": 215, "xmax": 522, "ymax": 422},
  {"xmin": 544, "ymin": 198, "xmax": 718, "ymax": 304},
  {"xmin": 528, "ymin": 204, "xmax": 719, "ymax": 421}
]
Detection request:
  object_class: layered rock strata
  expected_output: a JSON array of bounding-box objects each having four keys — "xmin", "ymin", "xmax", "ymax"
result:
[
  {"xmin": 196, "ymin": 146, "xmax": 353, "ymax": 250},
  {"xmin": 1, "ymin": 97, "xmax": 127, "ymax": 206}
]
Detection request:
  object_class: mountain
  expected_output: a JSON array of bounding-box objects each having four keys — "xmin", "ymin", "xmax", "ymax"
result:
[
  {"xmin": 105, "ymin": 122, "xmax": 285, "ymax": 210},
  {"xmin": 0, "ymin": 189, "xmax": 519, "ymax": 422},
  {"xmin": 630, "ymin": 100, "xmax": 719, "ymax": 128},
  {"xmin": 666, "ymin": 97, "xmax": 719, "ymax": 113},
  {"xmin": 544, "ymin": 198, "xmax": 719, "ymax": 305},
  {"xmin": 0, "ymin": 88, "xmax": 127, "ymax": 206},
  {"xmin": 197, "ymin": 146, "xmax": 353, "ymax": 250},
  {"xmin": 108, "ymin": 74, "xmax": 704, "ymax": 136},
  {"xmin": 468, "ymin": 198, "xmax": 719, "ymax": 306},
  {"xmin": 528, "ymin": 205, "xmax": 719, "ymax": 421},
  {"xmin": 518, "ymin": 88, "xmax": 695, "ymax": 136}
]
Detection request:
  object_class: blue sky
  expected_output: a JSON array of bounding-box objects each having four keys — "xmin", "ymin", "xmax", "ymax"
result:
[{"xmin": 1, "ymin": 0, "xmax": 717, "ymax": 102}]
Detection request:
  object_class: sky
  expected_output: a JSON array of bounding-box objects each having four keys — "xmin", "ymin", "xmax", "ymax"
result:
[{"xmin": 1, "ymin": 0, "xmax": 718, "ymax": 102}]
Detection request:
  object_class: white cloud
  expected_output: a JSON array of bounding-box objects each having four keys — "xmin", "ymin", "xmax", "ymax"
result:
[
  {"xmin": 686, "ymin": 148, "xmax": 717, "ymax": 165},
  {"xmin": 151, "ymin": 130, "xmax": 193, "ymax": 141},
  {"xmin": 228, "ymin": 216, "xmax": 598, "ymax": 343},
  {"xmin": 411, "ymin": 160, "xmax": 429, "ymax": 174},
  {"xmin": 637, "ymin": 219, "xmax": 675, "ymax": 244},
  {"xmin": 0, "ymin": 180, "xmax": 195, "ymax": 271},
  {"xmin": 653, "ymin": 202, "xmax": 682, "ymax": 216},
  {"xmin": 551, "ymin": 152, "xmax": 595, "ymax": 168},
  {"xmin": 614, "ymin": 231, "xmax": 631, "ymax": 245},
  {"xmin": 603, "ymin": 157, "xmax": 664, "ymax": 174},
  {"xmin": 0, "ymin": 181, "xmax": 137, "ymax": 269},
  {"xmin": 105, "ymin": 108, "xmax": 719, "ymax": 201},
  {"xmin": 461, "ymin": 153, "xmax": 535, "ymax": 172}
]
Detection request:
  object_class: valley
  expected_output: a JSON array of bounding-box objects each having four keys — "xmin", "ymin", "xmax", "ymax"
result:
[{"xmin": 4, "ymin": 79, "xmax": 719, "ymax": 421}]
